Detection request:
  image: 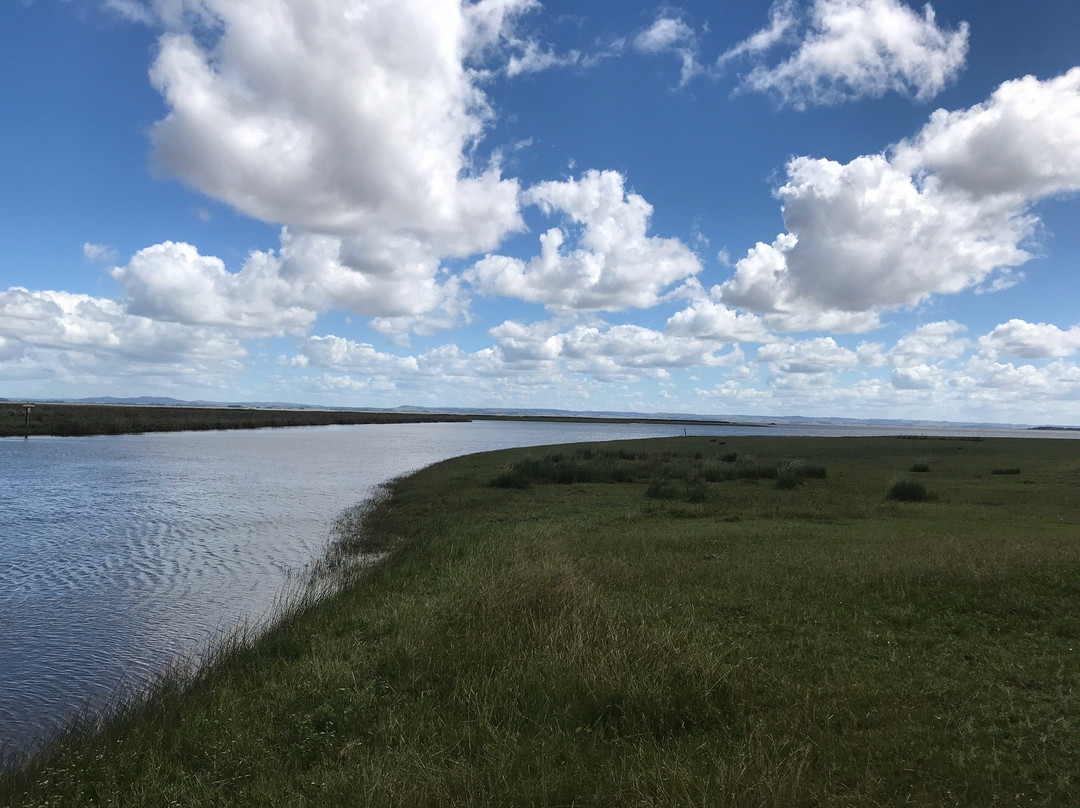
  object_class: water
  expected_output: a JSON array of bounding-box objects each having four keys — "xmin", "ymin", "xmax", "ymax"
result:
[
  {"xmin": 0, "ymin": 419, "xmax": 1074, "ymax": 762},
  {"xmin": 0, "ymin": 419, "xmax": 707, "ymax": 761}
]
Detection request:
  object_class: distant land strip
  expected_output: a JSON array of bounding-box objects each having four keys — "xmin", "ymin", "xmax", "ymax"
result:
[
  {"xmin": 1, "ymin": 402, "xmax": 749, "ymax": 438},
  {"xmin": 1, "ymin": 402, "xmax": 469, "ymax": 438}
]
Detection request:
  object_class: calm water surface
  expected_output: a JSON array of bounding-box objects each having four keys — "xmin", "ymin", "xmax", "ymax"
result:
[
  {"xmin": 0, "ymin": 419, "xmax": 1072, "ymax": 761},
  {"xmin": 0, "ymin": 419, "xmax": 701, "ymax": 760}
]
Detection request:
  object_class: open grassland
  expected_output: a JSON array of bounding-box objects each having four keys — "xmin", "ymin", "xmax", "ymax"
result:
[
  {"xmin": 0, "ymin": 402, "xmax": 467, "ymax": 437},
  {"xmin": 3, "ymin": 435, "xmax": 1079, "ymax": 806}
]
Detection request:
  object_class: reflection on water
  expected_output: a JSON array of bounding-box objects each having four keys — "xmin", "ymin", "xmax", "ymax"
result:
[{"xmin": 0, "ymin": 419, "xmax": 1071, "ymax": 761}]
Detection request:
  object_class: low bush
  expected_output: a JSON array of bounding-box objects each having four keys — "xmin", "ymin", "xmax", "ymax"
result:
[
  {"xmin": 992, "ymin": 468, "xmax": 1021, "ymax": 475},
  {"xmin": 645, "ymin": 475, "xmax": 678, "ymax": 500},
  {"xmin": 887, "ymin": 476, "xmax": 935, "ymax": 502},
  {"xmin": 774, "ymin": 460, "xmax": 827, "ymax": 490},
  {"xmin": 910, "ymin": 461, "xmax": 930, "ymax": 473}
]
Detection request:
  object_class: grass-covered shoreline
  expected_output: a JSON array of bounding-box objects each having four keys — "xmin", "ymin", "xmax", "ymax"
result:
[
  {"xmin": 0, "ymin": 402, "xmax": 470, "ymax": 438},
  {"xmin": 3, "ymin": 435, "xmax": 1079, "ymax": 805},
  {"xmin": 1, "ymin": 401, "xmax": 748, "ymax": 438}
]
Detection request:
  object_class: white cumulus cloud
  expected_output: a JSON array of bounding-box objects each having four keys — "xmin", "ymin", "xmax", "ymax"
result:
[
  {"xmin": 467, "ymin": 170, "xmax": 701, "ymax": 311},
  {"xmin": 116, "ymin": 0, "xmax": 539, "ymax": 338},
  {"xmin": 0, "ymin": 286, "xmax": 247, "ymax": 388},
  {"xmin": 721, "ymin": 69, "xmax": 1080, "ymax": 327},
  {"xmin": 756, "ymin": 336, "xmax": 861, "ymax": 374},
  {"xmin": 978, "ymin": 319, "xmax": 1080, "ymax": 359},
  {"xmin": 893, "ymin": 67, "xmax": 1080, "ymax": 199},
  {"xmin": 889, "ymin": 321, "xmax": 967, "ymax": 367},
  {"xmin": 722, "ymin": 0, "xmax": 968, "ymax": 108},
  {"xmin": 148, "ymin": 0, "xmax": 523, "ymax": 251}
]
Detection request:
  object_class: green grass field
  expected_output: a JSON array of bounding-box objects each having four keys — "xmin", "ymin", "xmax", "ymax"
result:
[{"xmin": 3, "ymin": 435, "xmax": 1079, "ymax": 806}]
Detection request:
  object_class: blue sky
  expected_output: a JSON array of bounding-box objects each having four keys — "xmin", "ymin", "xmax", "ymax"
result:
[{"xmin": 3, "ymin": 0, "xmax": 1079, "ymax": 423}]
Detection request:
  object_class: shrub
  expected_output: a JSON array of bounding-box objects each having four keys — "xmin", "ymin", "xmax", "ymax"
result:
[
  {"xmin": 646, "ymin": 476, "xmax": 678, "ymax": 500},
  {"xmin": 775, "ymin": 467, "xmax": 799, "ymax": 490},
  {"xmin": 887, "ymin": 476, "xmax": 935, "ymax": 502},
  {"xmin": 721, "ymin": 452, "xmax": 738, "ymax": 463},
  {"xmin": 992, "ymin": 468, "xmax": 1021, "ymax": 475},
  {"xmin": 910, "ymin": 461, "xmax": 930, "ymax": 473},
  {"xmin": 773, "ymin": 460, "xmax": 825, "ymax": 489}
]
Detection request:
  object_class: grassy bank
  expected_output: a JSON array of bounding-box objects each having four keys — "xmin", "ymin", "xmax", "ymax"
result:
[
  {"xmin": 0, "ymin": 402, "xmax": 467, "ymax": 438},
  {"xmin": 3, "ymin": 435, "xmax": 1079, "ymax": 805}
]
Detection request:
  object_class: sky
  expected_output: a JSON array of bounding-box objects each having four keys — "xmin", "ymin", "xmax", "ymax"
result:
[{"xmin": 3, "ymin": 0, "xmax": 1080, "ymax": 424}]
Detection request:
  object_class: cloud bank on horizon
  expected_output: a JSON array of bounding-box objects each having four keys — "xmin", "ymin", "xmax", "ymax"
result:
[{"xmin": 3, "ymin": 0, "xmax": 1079, "ymax": 423}]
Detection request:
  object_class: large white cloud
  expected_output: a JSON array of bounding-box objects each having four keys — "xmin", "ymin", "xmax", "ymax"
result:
[
  {"xmin": 113, "ymin": 0, "xmax": 541, "ymax": 338},
  {"xmin": 721, "ymin": 69, "xmax": 1080, "ymax": 326},
  {"xmin": 467, "ymin": 170, "xmax": 701, "ymax": 311},
  {"xmin": 978, "ymin": 319, "xmax": 1080, "ymax": 359},
  {"xmin": 111, "ymin": 230, "xmax": 472, "ymax": 336},
  {"xmin": 723, "ymin": 0, "xmax": 968, "ymax": 107},
  {"xmin": 893, "ymin": 67, "xmax": 1080, "ymax": 199},
  {"xmin": 148, "ymin": 0, "xmax": 522, "ymax": 252},
  {"xmin": 112, "ymin": 241, "xmax": 316, "ymax": 335}
]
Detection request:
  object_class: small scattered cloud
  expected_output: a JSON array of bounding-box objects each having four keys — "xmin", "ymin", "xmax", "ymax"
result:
[
  {"xmin": 633, "ymin": 13, "xmax": 707, "ymax": 86},
  {"xmin": 505, "ymin": 41, "xmax": 582, "ymax": 76},
  {"xmin": 83, "ymin": 242, "xmax": 119, "ymax": 265},
  {"xmin": 101, "ymin": 0, "xmax": 154, "ymax": 25}
]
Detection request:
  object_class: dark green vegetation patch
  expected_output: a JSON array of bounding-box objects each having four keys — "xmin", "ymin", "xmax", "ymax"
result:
[
  {"xmin": 886, "ymin": 475, "xmax": 936, "ymax": 502},
  {"xmin": 4, "ymin": 435, "xmax": 1080, "ymax": 806}
]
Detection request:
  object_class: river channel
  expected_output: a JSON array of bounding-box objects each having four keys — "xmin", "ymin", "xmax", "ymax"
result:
[{"xmin": 0, "ymin": 419, "xmax": 1072, "ymax": 762}]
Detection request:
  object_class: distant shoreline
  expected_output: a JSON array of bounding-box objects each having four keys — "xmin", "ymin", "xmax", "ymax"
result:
[
  {"xmin": 1, "ymin": 402, "xmax": 755, "ymax": 439},
  {"xmin": 1, "ymin": 402, "xmax": 468, "ymax": 438}
]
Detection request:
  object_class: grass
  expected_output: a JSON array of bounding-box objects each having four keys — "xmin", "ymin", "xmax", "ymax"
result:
[{"xmin": 3, "ymin": 435, "xmax": 1080, "ymax": 806}]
